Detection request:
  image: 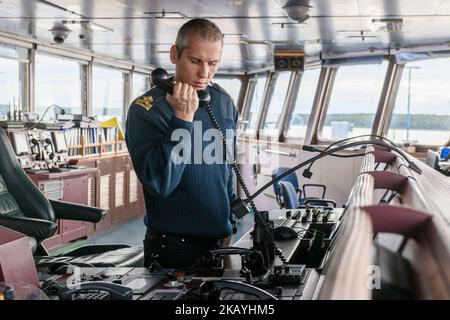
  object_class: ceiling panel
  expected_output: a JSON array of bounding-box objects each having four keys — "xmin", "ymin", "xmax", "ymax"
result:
[{"xmin": 0, "ymin": 0, "xmax": 449, "ymax": 72}]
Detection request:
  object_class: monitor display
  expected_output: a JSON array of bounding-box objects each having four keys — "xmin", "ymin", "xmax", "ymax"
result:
[
  {"xmin": 11, "ymin": 131, "xmax": 30, "ymax": 156},
  {"xmin": 51, "ymin": 131, "xmax": 68, "ymax": 153}
]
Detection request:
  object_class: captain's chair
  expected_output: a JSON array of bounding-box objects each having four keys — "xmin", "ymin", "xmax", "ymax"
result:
[{"xmin": 0, "ymin": 127, "xmax": 143, "ymax": 267}]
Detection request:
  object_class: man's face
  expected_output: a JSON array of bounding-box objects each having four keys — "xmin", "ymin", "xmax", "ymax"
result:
[{"xmin": 171, "ymin": 35, "xmax": 222, "ymax": 90}]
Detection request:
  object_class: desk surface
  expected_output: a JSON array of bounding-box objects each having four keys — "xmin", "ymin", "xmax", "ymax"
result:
[
  {"xmin": 38, "ymin": 207, "xmax": 344, "ymax": 301},
  {"xmin": 27, "ymin": 167, "xmax": 98, "ymax": 179}
]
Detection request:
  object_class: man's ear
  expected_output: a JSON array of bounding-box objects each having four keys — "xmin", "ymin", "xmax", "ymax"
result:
[{"xmin": 170, "ymin": 45, "xmax": 178, "ymax": 64}]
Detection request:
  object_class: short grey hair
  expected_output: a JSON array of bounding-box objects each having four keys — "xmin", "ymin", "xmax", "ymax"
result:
[{"xmin": 175, "ymin": 18, "xmax": 224, "ymax": 58}]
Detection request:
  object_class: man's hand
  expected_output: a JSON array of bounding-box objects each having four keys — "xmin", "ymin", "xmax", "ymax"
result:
[{"xmin": 166, "ymin": 81, "xmax": 199, "ymax": 122}]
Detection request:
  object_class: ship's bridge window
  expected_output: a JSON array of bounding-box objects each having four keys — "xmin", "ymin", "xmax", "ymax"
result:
[
  {"xmin": 132, "ymin": 72, "xmax": 150, "ymax": 101},
  {"xmin": 286, "ymin": 68, "xmax": 321, "ymax": 139},
  {"xmin": 319, "ymin": 61, "xmax": 388, "ymax": 140},
  {"xmin": 34, "ymin": 53, "xmax": 83, "ymax": 118},
  {"xmin": 92, "ymin": 65, "xmax": 127, "ymax": 124},
  {"xmin": 260, "ymin": 72, "xmax": 292, "ymax": 137},
  {"xmin": 387, "ymin": 58, "xmax": 450, "ymax": 146},
  {"xmin": 0, "ymin": 45, "xmax": 28, "ymax": 119},
  {"xmin": 243, "ymin": 75, "xmax": 268, "ymax": 135},
  {"xmin": 0, "ymin": 56, "xmax": 20, "ymax": 118},
  {"xmin": 212, "ymin": 76, "xmax": 242, "ymax": 106}
]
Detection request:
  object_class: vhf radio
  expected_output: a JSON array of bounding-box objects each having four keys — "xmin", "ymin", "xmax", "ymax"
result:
[{"xmin": 10, "ymin": 129, "xmax": 69, "ymax": 172}]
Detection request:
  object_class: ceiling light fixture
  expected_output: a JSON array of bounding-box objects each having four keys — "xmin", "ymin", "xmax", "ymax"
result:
[{"xmin": 283, "ymin": 3, "xmax": 312, "ymax": 23}]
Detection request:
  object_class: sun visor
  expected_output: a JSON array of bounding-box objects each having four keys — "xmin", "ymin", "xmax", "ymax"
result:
[
  {"xmin": 395, "ymin": 50, "xmax": 450, "ymax": 64},
  {"xmin": 322, "ymin": 55, "xmax": 384, "ymax": 67}
]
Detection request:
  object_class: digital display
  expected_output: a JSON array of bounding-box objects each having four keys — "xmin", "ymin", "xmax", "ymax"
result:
[
  {"xmin": 51, "ymin": 131, "xmax": 68, "ymax": 153},
  {"xmin": 11, "ymin": 131, "xmax": 30, "ymax": 156}
]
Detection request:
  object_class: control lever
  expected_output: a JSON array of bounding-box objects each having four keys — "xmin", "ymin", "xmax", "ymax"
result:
[{"xmin": 301, "ymin": 206, "xmax": 311, "ymax": 223}]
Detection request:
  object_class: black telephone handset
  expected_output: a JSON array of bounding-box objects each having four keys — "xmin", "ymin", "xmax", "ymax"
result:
[
  {"xmin": 31, "ymin": 138, "xmax": 42, "ymax": 161},
  {"xmin": 209, "ymin": 247, "xmax": 267, "ymax": 277},
  {"xmin": 196, "ymin": 279, "xmax": 277, "ymax": 300},
  {"xmin": 44, "ymin": 138, "xmax": 55, "ymax": 160},
  {"xmin": 58, "ymin": 281, "xmax": 133, "ymax": 300},
  {"xmin": 151, "ymin": 67, "xmax": 211, "ymax": 107}
]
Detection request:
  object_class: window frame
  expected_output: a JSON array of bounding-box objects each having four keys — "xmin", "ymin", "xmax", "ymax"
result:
[
  {"xmin": 258, "ymin": 71, "xmax": 295, "ymax": 141},
  {"xmin": 383, "ymin": 57, "xmax": 450, "ymax": 150},
  {"xmin": 33, "ymin": 51, "xmax": 87, "ymax": 117},
  {"xmin": 0, "ymin": 41, "xmax": 30, "ymax": 115},
  {"xmin": 91, "ymin": 63, "xmax": 130, "ymax": 125},
  {"xmin": 282, "ymin": 68, "xmax": 323, "ymax": 143},
  {"xmin": 240, "ymin": 73, "xmax": 271, "ymax": 138},
  {"xmin": 131, "ymin": 71, "xmax": 151, "ymax": 102}
]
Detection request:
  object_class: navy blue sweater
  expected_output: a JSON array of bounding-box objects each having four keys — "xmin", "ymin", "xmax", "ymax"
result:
[{"xmin": 125, "ymin": 84, "xmax": 237, "ymax": 239}]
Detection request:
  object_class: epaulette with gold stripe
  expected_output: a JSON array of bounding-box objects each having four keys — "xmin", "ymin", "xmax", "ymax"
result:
[{"xmin": 133, "ymin": 95, "xmax": 154, "ymax": 111}]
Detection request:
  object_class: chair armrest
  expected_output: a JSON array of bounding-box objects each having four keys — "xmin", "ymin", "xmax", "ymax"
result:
[
  {"xmin": 0, "ymin": 215, "xmax": 57, "ymax": 243},
  {"xmin": 62, "ymin": 244, "xmax": 131, "ymax": 256},
  {"xmin": 294, "ymin": 188, "xmax": 303, "ymax": 199},
  {"xmin": 303, "ymin": 198, "xmax": 337, "ymax": 208},
  {"xmin": 302, "ymin": 184, "xmax": 326, "ymax": 199},
  {"xmin": 49, "ymin": 200, "xmax": 106, "ymax": 223}
]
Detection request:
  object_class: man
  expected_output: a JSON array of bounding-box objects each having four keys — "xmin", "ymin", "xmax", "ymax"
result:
[{"xmin": 125, "ymin": 18, "xmax": 238, "ymax": 270}]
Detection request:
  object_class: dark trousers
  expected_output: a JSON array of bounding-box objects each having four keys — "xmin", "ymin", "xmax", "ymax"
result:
[{"xmin": 143, "ymin": 228, "xmax": 222, "ymax": 270}]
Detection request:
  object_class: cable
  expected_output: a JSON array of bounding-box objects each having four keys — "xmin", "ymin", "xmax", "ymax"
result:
[
  {"xmin": 242, "ymin": 139, "xmax": 421, "ymax": 207},
  {"xmin": 26, "ymin": 104, "xmax": 66, "ymax": 131},
  {"xmin": 302, "ymin": 134, "xmax": 396, "ymax": 178},
  {"xmin": 204, "ymin": 104, "xmax": 289, "ymax": 267}
]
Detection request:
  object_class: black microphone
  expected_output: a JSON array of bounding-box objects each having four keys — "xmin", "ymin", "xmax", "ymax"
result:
[
  {"xmin": 231, "ymin": 139, "xmax": 422, "ymax": 219},
  {"xmin": 54, "ymin": 105, "xmax": 66, "ymax": 116},
  {"xmin": 26, "ymin": 104, "xmax": 67, "ymax": 130}
]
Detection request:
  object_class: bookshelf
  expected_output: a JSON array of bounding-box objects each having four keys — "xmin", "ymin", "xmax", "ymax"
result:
[
  {"xmin": 63, "ymin": 121, "xmax": 141, "ymax": 236},
  {"xmin": 66, "ymin": 126, "xmax": 127, "ymax": 159}
]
